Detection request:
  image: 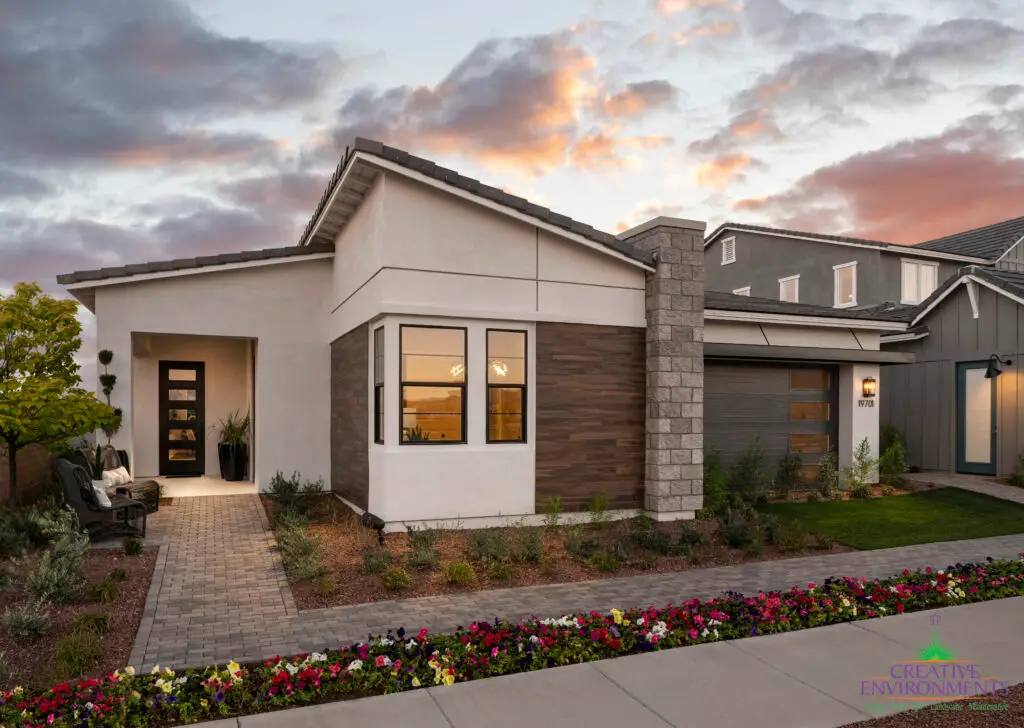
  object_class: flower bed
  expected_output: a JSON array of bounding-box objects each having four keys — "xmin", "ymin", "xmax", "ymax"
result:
[{"xmin": 4, "ymin": 557, "xmax": 1023, "ymax": 726}]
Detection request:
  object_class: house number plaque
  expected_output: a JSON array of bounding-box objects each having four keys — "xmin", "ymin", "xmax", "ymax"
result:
[{"xmin": 858, "ymin": 399, "xmax": 875, "ymax": 408}]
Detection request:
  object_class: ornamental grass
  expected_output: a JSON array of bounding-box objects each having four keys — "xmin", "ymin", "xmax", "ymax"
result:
[{"xmin": 4, "ymin": 557, "xmax": 1023, "ymax": 726}]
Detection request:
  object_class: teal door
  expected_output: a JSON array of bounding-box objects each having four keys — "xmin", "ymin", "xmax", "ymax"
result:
[{"xmin": 956, "ymin": 362, "xmax": 997, "ymax": 475}]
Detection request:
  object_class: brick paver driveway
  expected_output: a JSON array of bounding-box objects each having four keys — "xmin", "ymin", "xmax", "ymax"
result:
[{"xmin": 130, "ymin": 495, "xmax": 1024, "ymax": 671}]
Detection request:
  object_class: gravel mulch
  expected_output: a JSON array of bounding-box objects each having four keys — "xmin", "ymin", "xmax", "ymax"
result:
[
  {"xmin": 265, "ymin": 497, "xmax": 852, "ymax": 610},
  {"xmin": 0, "ymin": 548, "xmax": 157, "ymax": 690},
  {"xmin": 841, "ymin": 682, "xmax": 1024, "ymax": 727}
]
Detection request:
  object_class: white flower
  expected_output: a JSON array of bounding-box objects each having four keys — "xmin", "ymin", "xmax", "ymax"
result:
[
  {"xmin": 700, "ymin": 628, "xmax": 709, "ymax": 638},
  {"xmin": 879, "ymin": 606, "xmax": 886, "ymax": 613},
  {"xmin": 310, "ymin": 652, "xmax": 327, "ymax": 663},
  {"xmin": 931, "ymin": 580, "xmax": 937, "ymax": 587},
  {"xmin": 377, "ymin": 636, "xmax": 395, "ymax": 646},
  {"xmin": 708, "ymin": 618, "xmax": 722, "ymax": 626},
  {"xmin": 713, "ymin": 629, "xmax": 719, "ymax": 638},
  {"xmin": 889, "ymin": 586, "xmax": 898, "ymax": 593},
  {"xmin": 347, "ymin": 660, "xmax": 363, "ymax": 672},
  {"xmin": 406, "ymin": 639, "xmax": 418, "ymax": 651},
  {"xmin": 637, "ymin": 616, "xmax": 645, "ymax": 626},
  {"xmin": 174, "ymin": 676, "xmax": 188, "ymax": 685},
  {"xmin": 937, "ymin": 570, "xmax": 944, "ymax": 575},
  {"xmin": 286, "ymin": 663, "xmax": 299, "ymax": 675},
  {"xmin": 529, "ymin": 635, "xmax": 540, "ymax": 644}
]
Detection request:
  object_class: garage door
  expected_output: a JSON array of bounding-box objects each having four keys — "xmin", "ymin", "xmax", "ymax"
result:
[{"xmin": 705, "ymin": 362, "xmax": 838, "ymax": 483}]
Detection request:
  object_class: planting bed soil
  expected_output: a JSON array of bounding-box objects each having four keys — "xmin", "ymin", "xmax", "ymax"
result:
[
  {"xmin": 0, "ymin": 548, "xmax": 156, "ymax": 690},
  {"xmin": 841, "ymin": 681, "xmax": 1023, "ymax": 727},
  {"xmin": 262, "ymin": 496, "xmax": 852, "ymax": 610}
]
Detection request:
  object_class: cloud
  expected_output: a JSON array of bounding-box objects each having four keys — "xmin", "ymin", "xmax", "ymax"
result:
[
  {"xmin": 983, "ymin": 84, "xmax": 1024, "ymax": 106},
  {"xmin": 0, "ymin": 168, "xmax": 52, "ymax": 199},
  {"xmin": 696, "ymin": 153, "xmax": 759, "ymax": 189},
  {"xmin": 688, "ymin": 109, "xmax": 783, "ymax": 157},
  {"xmin": 730, "ymin": 110, "xmax": 1024, "ymax": 242},
  {"xmin": 896, "ymin": 18, "xmax": 1024, "ymax": 75},
  {"xmin": 739, "ymin": 0, "xmax": 837, "ymax": 46},
  {"xmin": 673, "ymin": 21, "xmax": 738, "ymax": 44},
  {"xmin": 615, "ymin": 201, "xmax": 686, "ymax": 231},
  {"xmin": 569, "ymin": 131, "xmax": 673, "ymax": 171},
  {"xmin": 0, "ymin": 0, "xmax": 345, "ymax": 171},
  {"xmin": 655, "ymin": 0, "xmax": 732, "ymax": 16},
  {"xmin": 601, "ymin": 80, "xmax": 680, "ymax": 118},
  {"xmin": 218, "ymin": 171, "xmax": 329, "ymax": 215}
]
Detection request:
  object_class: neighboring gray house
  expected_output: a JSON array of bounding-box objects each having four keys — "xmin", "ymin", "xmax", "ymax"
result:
[{"xmin": 703, "ymin": 223, "xmax": 985, "ymax": 309}]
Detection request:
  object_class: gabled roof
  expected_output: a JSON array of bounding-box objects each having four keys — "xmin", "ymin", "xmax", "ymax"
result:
[
  {"xmin": 704, "ymin": 222, "xmax": 989, "ymax": 264},
  {"xmin": 895, "ymin": 265, "xmax": 1024, "ymax": 329},
  {"xmin": 300, "ymin": 138, "xmax": 655, "ymax": 267},
  {"xmin": 912, "ymin": 216, "xmax": 1024, "ymax": 260}
]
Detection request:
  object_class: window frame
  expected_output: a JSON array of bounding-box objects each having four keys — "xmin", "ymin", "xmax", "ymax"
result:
[
  {"xmin": 778, "ymin": 274, "xmax": 800, "ymax": 303},
  {"xmin": 732, "ymin": 286, "xmax": 751, "ymax": 296},
  {"xmin": 485, "ymin": 328, "xmax": 528, "ymax": 444},
  {"xmin": 900, "ymin": 258, "xmax": 939, "ymax": 305},
  {"xmin": 398, "ymin": 324, "xmax": 468, "ymax": 446},
  {"xmin": 721, "ymin": 236, "xmax": 736, "ymax": 265},
  {"xmin": 833, "ymin": 261, "xmax": 858, "ymax": 308},
  {"xmin": 373, "ymin": 326, "xmax": 384, "ymax": 445}
]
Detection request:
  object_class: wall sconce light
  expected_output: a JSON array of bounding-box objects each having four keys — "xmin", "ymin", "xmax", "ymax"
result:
[
  {"xmin": 862, "ymin": 377, "xmax": 877, "ymax": 398},
  {"xmin": 985, "ymin": 354, "xmax": 1013, "ymax": 379}
]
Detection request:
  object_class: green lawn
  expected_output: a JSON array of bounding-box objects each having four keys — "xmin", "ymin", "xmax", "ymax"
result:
[{"xmin": 757, "ymin": 487, "xmax": 1024, "ymax": 549}]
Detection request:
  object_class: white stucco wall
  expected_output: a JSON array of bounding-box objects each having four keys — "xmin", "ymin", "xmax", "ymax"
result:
[
  {"xmin": 131, "ymin": 335, "xmax": 250, "ymax": 477},
  {"xmin": 367, "ymin": 315, "xmax": 537, "ymax": 523},
  {"xmin": 94, "ymin": 259, "xmax": 332, "ymax": 490},
  {"xmin": 838, "ymin": 363, "xmax": 881, "ymax": 479}
]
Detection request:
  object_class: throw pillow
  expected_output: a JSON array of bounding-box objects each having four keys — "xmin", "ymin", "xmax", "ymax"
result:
[
  {"xmin": 111, "ymin": 466, "xmax": 132, "ymax": 485},
  {"xmin": 92, "ymin": 481, "xmax": 112, "ymax": 508}
]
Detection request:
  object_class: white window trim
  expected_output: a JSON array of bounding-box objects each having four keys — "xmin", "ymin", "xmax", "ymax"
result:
[
  {"xmin": 833, "ymin": 261, "xmax": 858, "ymax": 308},
  {"xmin": 900, "ymin": 258, "xmax": 939, "ymax": 305},
  {"xmin": 732, "ymin": 286, "xmax": 751, "ymax": 296},
  {"xmin": 778, "ymin": 274, "xmax": 800, "ymax": 303},
  {"xmin": 721, "ymin": 236, "xmax": 736, "ymax": 265}
]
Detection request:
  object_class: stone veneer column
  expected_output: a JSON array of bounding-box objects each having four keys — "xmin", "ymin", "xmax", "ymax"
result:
[{"xmin": 621, "ymin": 217, "xmax": 706, "ymax": 520}]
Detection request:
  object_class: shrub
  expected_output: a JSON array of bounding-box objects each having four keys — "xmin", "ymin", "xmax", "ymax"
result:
[
  {"xmin": 487, "ymin": 561, "xmax": 515, "ymax": 583},
  {"xmin": 813, "ymin": 533, "xmax": 835, "ymax": 551},
  {"xmin": 538, "ymin": 555, "xmax": 557, "ymax": 576},
  {"xmin": 563, "ymin": 526, "xmax": 599, "ymax": 559},
  {"xmin": 758, "ymin": 513, "xmax": 784, "ymax": 545},
  {"xmin": 467, "ymin": 529, "xmax": 508, "ymax": 565},
  {"xmin": 743, "ymin": 538, "xmax": 764, "ymax": 557},
  {"xmin": 406, "ymin": 547, "xmax": 441, "ymax": 572},
  {"xmin": 878, "ymin": 440, "xmax": 908, "ymax": 485},
  {"xmin": 880, "ymin": 424, "xmax": 905, "ymax": 456},
  {"xmin": 588, "ymin": 492, "xmax": 611, "ymax": 526},
  {"xmin": 805, "ymin": 491, "xmax": 821, "ymax": 502},
  {"xmin": 678, "ymin": 524, "xmax": 703, "ymax": 548},
  {"xmin": 381, "ymin": 567, "xmax": 412, "ymax": 591},
  {"xmin": 699, "ymin": 449, "xmax": 729, "ymax": 517},
  {"xmin": 0, "ymin": 502, "xmax": 64, "ymax": 558},
  {"xmin": 266, "ymin": 471, "xmax": 302, "ymax": 508},
  {"xmin": 727, "ymin": 440, "xmax": 770, "ymax": 504},
  {"xmin": 881, "ymin": 485, "xmax": 895, "ymax": 497},
  {"xmin": 586, "ymin": 551, "xmax": 620, "ymax": 573},
  {"xmin": 638, "ymin": 554, "xmax": 659, "ymax": 570},
  {"xmin": 442, "ymin": 562, "xmax": 475, "ymax": 585},
  {"xmin": 842, "ymin": 438, "xmax": 876, "ymax": 493},
  {"xmin": 275, "ymin": 520, "xmax": 327, "ymax": 582},
  {"xmin": 360, "ymin": 547, "xmax": 393, "ymax": 575},
  {"xmin": 775, "ymin": 453, "xmax": 803, "ymax": 499},
  {"xmin": 26, "ymin": 525, "xmax": 89, "ymax": 604},
  {"xmin": 818, "ymin": 451, "xmax": 839, "ymax": 499},
  {"xmin": 513, "ymin": 530, "xmax": 543, "ymax": 564},
  {"xmin": 405, "ymin": 525, "xmax": 438, "ymax": 551},
  {"xmin": 541, "ymin": 497, "xmax": 563, "ymax": 529},
  {"xmin": 717, "ymin": 509, "xmax": 757, "ymax": 548},
  {"xmin": 849, "ymin": 483, "xmax": 873, "ymax": 500},
  {"xmin": 71, "ymin": 611, "xmax": 109, "ymax": 636},
  {"xmin": 3, "ymin": 602, "xmax": 50, "ymax": 643},
  {"xmin": 122, "ymin": 536, "xmax": 143, "ymax": 556},
  {"xmin": 108, "ymin": 567, "xmax": 128, "ymax": 582},
  {"xmin": 635, "ymin": 528, "xmax": 675, "ymax": 555},
  {"xmin": 314, "ymin": 578, "xmax": 338, "ymax": 598},
  {"xmin": 778, "ymin": 522, "xmax": 808, "ymax": 553},
  {"xmin": 54, "ymin": 628, "xmax": 103, "ymax": 679},
  {"xmin": 84, "ymin": 579, "xmax": 121, "ymax": 604}
]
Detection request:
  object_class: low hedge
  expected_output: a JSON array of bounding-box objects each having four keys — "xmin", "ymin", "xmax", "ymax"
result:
[{"xmin": 3, "ymin": 557, "xmax": 1023, "ymax": 726}]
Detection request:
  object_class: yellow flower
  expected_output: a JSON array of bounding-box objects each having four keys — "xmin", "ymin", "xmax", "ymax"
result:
[
  {"xmin": 201, "ymin": 699, "xmax": 208, "ymax": 708},
  {"xmin": 227, "ymin": 661, "xmax": 240, "ymax": 674},
  {"xmin": 411, "ymin": 676, "xmax": 421, "ymax": 687},
  {"xmin": 442, "ymin": 673, "xmax": 455, "ymax": 686},
  {"xmin": 123, "ymin": 666, "xmax": 136, "ymax": 676},
  {"xmin": 610, "ymin": 609, "xmax": 623, "ymax": 625},
  {"xmin": 623, "ymin": 619, "xmax": 631, "ymax": 626}
]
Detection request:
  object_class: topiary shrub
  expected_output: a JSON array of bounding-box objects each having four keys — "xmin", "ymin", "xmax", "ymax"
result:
[
  {"xmin": 381, "ymin": 566, "xmax": 412, "ymax": 591},
  {"xmin": 442, "ymin": 562, "xmax": 474, "ymax": 585}
]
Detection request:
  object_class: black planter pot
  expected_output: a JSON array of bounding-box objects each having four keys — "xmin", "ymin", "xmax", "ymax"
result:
[{"xmin": 218, "ymin": 443, "xmax": 249, "ymax": 481}]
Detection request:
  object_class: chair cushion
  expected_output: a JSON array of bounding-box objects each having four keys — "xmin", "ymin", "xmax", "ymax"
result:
[
  {"xmin": 104, "ymin": 466, "xmax": 131, "ymax": 486},
  {"xmin": 92, "ymin": 481, "xmax": 112, "ymax": 509}
]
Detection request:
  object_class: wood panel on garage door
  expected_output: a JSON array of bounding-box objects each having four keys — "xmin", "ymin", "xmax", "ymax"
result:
[{"xmin": 705, "ymin": 361, "xmax": 838, "ymax": 482}]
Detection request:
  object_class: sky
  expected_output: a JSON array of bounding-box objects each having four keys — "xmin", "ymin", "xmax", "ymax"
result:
[{"xmin": 2, "ymin": 0, "xmax": 1023, "ymax": 318}]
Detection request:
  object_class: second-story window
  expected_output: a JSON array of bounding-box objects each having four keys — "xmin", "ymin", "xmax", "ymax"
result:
[
  {"xmin": 779, "ymin": 275, "xmax": 799, "ymax": 303},
  {"xmin": 833, "ymin": 262, "xmax": 857, "ymax": 308},
  {"xmin": 400, "ymin": 325, "xmax": 466, "ymax": 444},
  {"xmin": 901, "ymin": 260, "xmax": 938, "ymax": 304},
  {"xmin": 721, "ymin": 236, "xmax": 736, "ymax": 265}
]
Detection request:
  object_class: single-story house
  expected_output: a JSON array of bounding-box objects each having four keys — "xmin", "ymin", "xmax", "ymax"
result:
[
  {"xmin": 881, "ymin": 264, "xmax": 1024, "ymax": 477},
  {"xmin": 57, "ymin": 139, "xmax": 910, "ymax": 528}
]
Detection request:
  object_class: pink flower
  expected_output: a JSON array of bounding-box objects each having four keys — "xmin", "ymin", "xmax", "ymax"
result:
[
  {"xmin": 688, "ymin": 629, "xmax": 698, "ymax": 639},
  {"xmin": 491, "ymin": 647, "xmax": 499, "ymax": 657},
  {"xmin": 418, "ymin": 629, "xmax": 429, "ymax": 640}
]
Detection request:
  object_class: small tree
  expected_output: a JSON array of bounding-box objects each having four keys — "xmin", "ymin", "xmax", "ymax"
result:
[
  {"xmin": 842, "ymin": 437, "xmax": 877, "ymax": 495},
  {"xmin": 0, "ymin": 283, "xmax": 118, "ymax": 500}
]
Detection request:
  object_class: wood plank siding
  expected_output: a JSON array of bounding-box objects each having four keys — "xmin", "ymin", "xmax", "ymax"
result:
[
  {"xmin": 534, "ymin": 322, "xmax": 646, "ymax": 511},
  {"xmin": 330, "ymin": 324, "xmax": 369, "ymax": 508}
]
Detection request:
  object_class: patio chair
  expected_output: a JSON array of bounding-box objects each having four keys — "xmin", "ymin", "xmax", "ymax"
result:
[
  {"xmin": 69, "ymin": 447, "xmax": 161, "ymax": 513},
  {"xmin": 54, "ymin": 458, "xmax": 148, "ymax": 540}
]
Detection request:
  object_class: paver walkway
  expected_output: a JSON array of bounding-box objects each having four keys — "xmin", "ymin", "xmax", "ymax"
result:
[
  {"xmin": 131, "ymin": 494, "xmax": 1024, "ymax": 671},
  {"xmin": 905, "ymin": 470, "xmax": 1024, "ymax": 504},
  {"xmin": 194, "ymin": 597, "xmax": 1024, "ymax": 728}
]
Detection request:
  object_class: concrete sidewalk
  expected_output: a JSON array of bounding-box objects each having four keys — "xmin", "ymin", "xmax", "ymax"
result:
[{"xmin": 198, "ymin": 596, "xmax": 1024, "ymax": 728}]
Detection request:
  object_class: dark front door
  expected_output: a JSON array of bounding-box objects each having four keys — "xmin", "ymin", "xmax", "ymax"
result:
[
  {"xmin": 159, "ymin": 361, "xmax": 206, "ymax": 476},
  {"xmin": 956, "ymin": 361, "xmax": 997, "ymax": 475}
]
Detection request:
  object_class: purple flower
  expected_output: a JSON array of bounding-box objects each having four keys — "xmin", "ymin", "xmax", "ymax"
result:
[
  {"xmin": 610, "ymin": 626, "xmax": 620, "ymax": 638},
  {"xmin": 214, "ymin": 690, "xmax": 225, "ymax": 704}
]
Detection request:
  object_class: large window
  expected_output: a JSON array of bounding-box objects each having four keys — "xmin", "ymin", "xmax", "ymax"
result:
[
  {"xmin": 901, "ymin": 259, "xmax": 938, "ymax": 304},
  {"xmin": 833, "ymin": 261, "xmax": 857, "ymax": 308},
  {"xmin": 399, "ymin": 325, "xmax": 466, "ymax": 444},
  {"xmin": 487, "ymin": 330, "xmax": 527, "ymax": 443},
  {"xmin": 373, "ymin": 326, "xmax": 384, "ymax": 444},
  {"xmin": 778, "ymin": 274, "xmax": 799, "ymax": 303}
]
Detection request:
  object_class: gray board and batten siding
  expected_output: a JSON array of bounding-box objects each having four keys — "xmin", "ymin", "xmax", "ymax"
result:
[
  {"xmin": 705, "ymin": 231, "xmax": 960, "ymax": 308},
  {"xmin": 881, "ymin": 281, "xmax": 1024, "ymax": 475}
]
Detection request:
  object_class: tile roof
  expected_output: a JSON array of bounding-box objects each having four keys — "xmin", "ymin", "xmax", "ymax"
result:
[
  {"xmin": 55, "ymin": 244, "xmax": 334, "ymax": 285},
  {"xmin": 705, "ymin": 222, "xmax": 893, "ymax": 250},
  {"xmin": 300, "ymin": 138, "xmax": 655, "ymax": 266},
  {"xmin": 705, "ymin": 291, "xmax": 910, "ymax": 322},
  {"xmin": 912, "ymin": 217, "xmax": 1024, "ymax": 259}
]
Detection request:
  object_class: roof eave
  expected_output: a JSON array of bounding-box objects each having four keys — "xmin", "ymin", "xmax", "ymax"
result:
[{"xmin": 704, "ymin": 308, "xmax": 908, "ymax": 331}]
